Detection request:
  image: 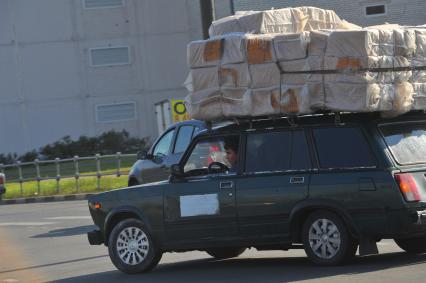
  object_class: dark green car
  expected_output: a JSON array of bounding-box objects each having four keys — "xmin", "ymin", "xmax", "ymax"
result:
[{"xmin": 87, "ymin": 111, "xmax": 426, "ymax": 274}]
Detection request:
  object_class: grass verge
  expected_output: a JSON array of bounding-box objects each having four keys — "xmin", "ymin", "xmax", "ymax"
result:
[{"xmin": 3, "ymin": 174, "xmax": 129, "ymax": 199}]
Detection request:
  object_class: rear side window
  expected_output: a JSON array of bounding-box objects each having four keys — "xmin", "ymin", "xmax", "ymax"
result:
[
  {"xmin": 173, "ymin": 126, "xmax": 195, "ymax": 154},
  {"xmin": 379, "ymin": 122, "xmax": 426, "ymax": 165},
  {"xmin": 245, "ymin": 130, "xmax": 311, "ymax": 173},
  {"xmin": 313, "ymin": 127, "xmax": 376, "ymax": 168}
]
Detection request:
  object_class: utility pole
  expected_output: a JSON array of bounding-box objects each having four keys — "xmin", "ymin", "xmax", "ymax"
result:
[
  {"xmin": 230, "ymin": 0, "xmax": 235, "ymax": 15},
  {"xmin": 200, "ymin": 0, "xmax": 214, "ymax": 39}
]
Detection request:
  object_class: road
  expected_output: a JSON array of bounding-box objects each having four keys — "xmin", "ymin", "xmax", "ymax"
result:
[{"xmin": 1, "ymin": 201, "xmax": 426, "ymax": 283}]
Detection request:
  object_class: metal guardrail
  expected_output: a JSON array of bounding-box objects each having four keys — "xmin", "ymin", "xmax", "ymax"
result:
[{"xmin": 0, "ymin": 152, "xmax": 137, "ymax": 195}]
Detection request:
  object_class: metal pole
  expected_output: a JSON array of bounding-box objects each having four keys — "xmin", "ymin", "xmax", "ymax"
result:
[
  {"xmin": 200, "ymin": 0, "xmax": 214, "ymax": 39},
  {"xmin": 96, "ymin": 154, "xmax": 101, "ymax": 191},
  {"xmin": 55, "ymin": 158, "xmax": 60, "ymax": 194},
  {"xmin": 35, "ymin": 159, "xmax": 41, "ymax": 195},
  {"xmin": 74, "ymin": 156, "xmax": 80, "ymax": 193},
  {"xmin": 230, "ymin": 0, "xmax": 235, "ymax": 15},
  {"xmin": 116, "ymin": 152, "xmax": 122, "ymax": 177},
  {"xmin": 17, "ymin": 161, "xmax": 23, "ymax": 196}
]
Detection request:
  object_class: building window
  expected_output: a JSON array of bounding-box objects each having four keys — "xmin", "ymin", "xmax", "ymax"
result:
[
  {"xmin": 96, "ymin": 102, "xmax": 136, "ymax": 123},
  {"xmin": 90, "ymin": 46, "xmax": 130, "ymax": 67},
  {"xmin": 365, "ymin": 4, "xmax": 386, "ymax": 16},
  {"xmin": 83, "ymin": 0, "xmax": 124, "ymax": 9}
]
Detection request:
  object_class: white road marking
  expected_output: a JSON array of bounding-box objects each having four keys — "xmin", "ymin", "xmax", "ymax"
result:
[
  {"xmin": 43, "ymin": 216, "xmax": 91, "ymax": 220},
  {"xmin": 0, "ymin": 222, "xmax": 57, "ymax": 226}
]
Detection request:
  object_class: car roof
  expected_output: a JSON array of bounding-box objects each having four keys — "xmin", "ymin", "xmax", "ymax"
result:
[
  {"xmin": 167, "ymin": 119, "xmax": 207, "ymax": 130},
  {"xmin": 195, "ymin": 111, "xmax": 426, "ymax": 137}
]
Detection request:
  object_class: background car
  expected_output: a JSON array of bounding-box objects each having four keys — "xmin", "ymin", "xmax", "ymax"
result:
[
  {"xmin": 127, "ymin": 120, "xmax": 206, "ymax": 186},
  {"xmin": 0, "ymin": 173, "xmax": 5, "ymax": 200}
]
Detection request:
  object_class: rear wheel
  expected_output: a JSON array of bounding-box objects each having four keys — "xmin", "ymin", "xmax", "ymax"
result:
[
  {"xmin": 206, "ymin": 247, "xmax": 246, "ymax": 259},
  {"xmin": 394, "ymin": 236, "xmax": 426, "ymax": 254},
  {"xmin": 108, "ymin": 219, "xmax": 162, "ymax": 274},
  {"xmin": 302, "ymin": 210, "xmax": 357, "ymax": 265}
]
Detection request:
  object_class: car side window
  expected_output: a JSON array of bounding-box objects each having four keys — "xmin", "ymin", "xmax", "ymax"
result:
[
  {"xmin": 183, "ymin": 135, "xmax": 240, "ymax": 174},
  {"xmin": 245, "ymin": 130, "xmax": 311, "ymax": 173},
  {"xmin": 153, "ymin": 129, "xmax": 175, "ymax": 157},
  {"xmin": 313, "ymin": 127, "xmax": 376, "ymax": 168},
  {"xmin": 173, "ymin": 126, "xmax": 195, "ymax": 154}
]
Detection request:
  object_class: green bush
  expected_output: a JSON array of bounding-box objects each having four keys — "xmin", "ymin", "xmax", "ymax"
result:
[{"xmin": 0, "ymin": 130, "xmax": 150, "ymax": 165}]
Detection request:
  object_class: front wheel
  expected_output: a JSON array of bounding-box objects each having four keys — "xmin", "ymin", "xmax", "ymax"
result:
[
  {"xmin": 302, "ymin": 210, "xmax": 357, "ymax": 265},
  {"xmin": 108, "ymin": 219, "xmax": 162, "ymax": 274},
  {"xmin": 395, "ymin": 236, "xmax": 426, "ymax": 254},
  {"xmin": 206, "ymin": 247, "xmax": 246, "ymax": 259}
]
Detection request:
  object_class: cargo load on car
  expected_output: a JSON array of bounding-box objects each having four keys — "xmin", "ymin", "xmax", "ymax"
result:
[{"xmin": 184, "ymin": 7, "xmax": 426, "ymax": 121}]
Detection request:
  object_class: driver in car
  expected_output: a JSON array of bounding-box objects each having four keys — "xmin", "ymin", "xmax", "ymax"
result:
[{"xmin": 224, "ymin": 137, "xmax": 239, "ymax": 173}]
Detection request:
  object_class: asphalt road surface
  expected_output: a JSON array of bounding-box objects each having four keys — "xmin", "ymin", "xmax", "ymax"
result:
[{"xmin": 1, "ymin": 200, "xmax": 426, "ymax": 283}]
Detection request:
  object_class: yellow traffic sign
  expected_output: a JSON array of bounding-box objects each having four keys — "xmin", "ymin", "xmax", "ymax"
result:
[{"xmin": 171, "ymin": 99, "xmax": 190, "ymax": 123}]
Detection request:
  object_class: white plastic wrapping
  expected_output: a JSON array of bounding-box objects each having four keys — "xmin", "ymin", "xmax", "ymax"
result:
[
  {"xmin": 273, "ymin": 32, "xmax": 309, "ymax": 61},
  {"xmin": 249, "ymin": 63, "xmax": 280, "ymax": 88},
  {"xmin": 324, "ymin": 73, "xmax": 414, "ymax": 113},
  {"xmin": 189, "ymin": 67, "xmax": 219, "ymax": 92},
  {"xmin": 185, "ymin": 88, "xmax": 223, "ymax": 121},
  {"xmin": 185, "ymin": 8, "xmax": 426, "ymax": 121},
  {"xmin": 208, "ymin": 7, "xmax": 342, "ymax": 37}
]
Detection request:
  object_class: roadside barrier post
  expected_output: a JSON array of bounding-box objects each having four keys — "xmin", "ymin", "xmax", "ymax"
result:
[
  {"xmin": 55, "ymin": 158, "xmax": 60, "ymax": 194},
  {"xmin": 17, "ymin": 161, "xmax": 23, "ymax": 197},
  {"xmin": 96, "ymin": 154, "xmax": 101, "ymax": 191},
  {"xmin": 35, "ymin": 159, "xmax": 41, "ymax": 195},
  {"xmin": 116, "ymin": 152, "xmax": 121, "ymax": 177},
  {"xmin": 74, "ymin": 156, "xmax": 80, "ymax": 193}
]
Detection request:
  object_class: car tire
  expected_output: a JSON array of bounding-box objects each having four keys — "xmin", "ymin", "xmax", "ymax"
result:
[
  {"xmin": 205, "ymin": 247, "xmax": 246, "ymax": 259},
  {"xmin": 128, "ymin": 178, "xmax": 139, "ymax": 187},
  {"xmin": 394, "ymin": 236, "xmax": 426, "ymax": 254},
  {"xmin": 108, "ymin": 218, "xmax": 162, "ymax": 274},
  {"xmin": 302, "ymin": 210, "xmax": 357, "ymax": 266}
]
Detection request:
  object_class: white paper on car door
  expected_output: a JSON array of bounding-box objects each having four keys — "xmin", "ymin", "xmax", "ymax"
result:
[{"xmin": 180, "ymin": 194, "xmax": 220, "ymax": 217}]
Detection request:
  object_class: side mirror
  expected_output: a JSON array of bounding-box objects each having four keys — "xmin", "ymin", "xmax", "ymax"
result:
[
  {"xmin": 171, "ymin": 164, "xmax": 184, "ymax": 178},
  {"xmin": 137, "ymin": 150, "xmax": 151, "ymax": 160}
]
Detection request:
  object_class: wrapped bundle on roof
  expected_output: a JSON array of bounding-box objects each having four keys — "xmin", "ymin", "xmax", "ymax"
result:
[{"xmin": 185, "ymin": 7, "xmax": 426, "ymax": 121}]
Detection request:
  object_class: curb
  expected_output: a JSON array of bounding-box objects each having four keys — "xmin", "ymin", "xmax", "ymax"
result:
[{"xmin": 0, "ymin": 193, "xmax": 95, "ymax": 205}]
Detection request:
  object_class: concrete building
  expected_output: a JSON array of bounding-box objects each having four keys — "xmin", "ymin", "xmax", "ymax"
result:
[
  {"xmin": 230, "ymin": 0, "xmax": 426, "ymax": 27},
  {"xmin": 2, "ymin": 0, "xmax": 424, "ymax": 155},
  {"xmin": 0, "ymin": 0, "xmax": 204, "ymax": 154}
]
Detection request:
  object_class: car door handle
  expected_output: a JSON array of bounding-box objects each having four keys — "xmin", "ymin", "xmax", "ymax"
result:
[
  {"xmin": 220, "ymin": 181, "xmax": 233, "ymax": 189},
  {"xmin": 290, "ymin": 177, "xmax": 305, "ymax": 184}
]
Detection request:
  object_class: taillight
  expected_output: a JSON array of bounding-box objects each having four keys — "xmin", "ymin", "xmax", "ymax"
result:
[
  {"xmin": 395, "ymin": 173, "xmax": 421, "ymax": 202},
  {"xmin": 0, "ymin": 175, "xmax": 4, "ymax": 185}
]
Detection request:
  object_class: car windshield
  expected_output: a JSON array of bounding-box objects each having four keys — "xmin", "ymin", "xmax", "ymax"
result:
[{"xmin": 379, "ymin": 121, "xmax": 426, "ymax": 165}]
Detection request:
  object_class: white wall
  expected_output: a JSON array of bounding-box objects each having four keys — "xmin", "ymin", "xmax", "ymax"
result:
[
  {"xmin": 231, "ymin": 0, "xmax": 426, "ymax": 27},
  {"xmin": 0, "ymin": 0, "xmax": 203, "ymax": 154}
]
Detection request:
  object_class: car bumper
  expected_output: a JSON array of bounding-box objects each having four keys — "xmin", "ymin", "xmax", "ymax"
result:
[{"xmin": 87, "ymin": 229, "xmax": 104, "ymax": 245}]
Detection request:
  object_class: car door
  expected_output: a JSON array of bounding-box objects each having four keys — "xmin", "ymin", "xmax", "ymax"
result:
[
  {"xmin": 236, "ymin": 129, "xmax": 312, "ymax": 239},
  {"xmin": 141, "ymin": 128, "xmax": 176, "ymax": 183},
  {"xmin": 164, "ymin": 135, "xmax": 239, "ymax": 244}
]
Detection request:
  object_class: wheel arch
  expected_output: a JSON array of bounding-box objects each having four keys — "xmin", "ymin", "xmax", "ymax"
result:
[
  {"xmin": 104, "ymin": 206, "xmax": 151, "ymax": 245},
  {"xmin": 289, "ymin": 199, "xmax": 360, "ymax": 242}
]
